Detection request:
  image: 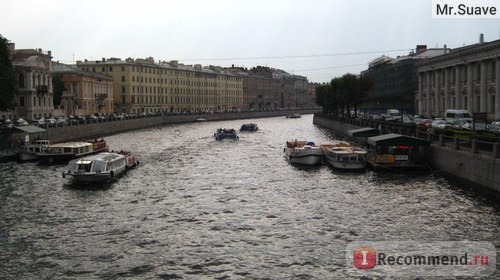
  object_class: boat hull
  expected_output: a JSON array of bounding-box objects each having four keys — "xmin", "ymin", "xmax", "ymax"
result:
[
  {"xmin": 285, "ymin": 147, "xmax": 323, "ymax": 165},
  {"xmin": 65, "ymin": 166, "xmax": 127, "ymax": 182},
  {"xmin": 19, "ymin": 151, "xmax": 38, "ymax": 161},
  {"xmin": 324, "ymin": 156, "xmax": 367, "ymax": 171}
]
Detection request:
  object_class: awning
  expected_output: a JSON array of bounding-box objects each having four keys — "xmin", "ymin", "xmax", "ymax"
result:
[
  {"xmin": 367, "ymin": 133, "xmax": 430, "ymax": 147},
  {"xmin": 347, "ymin": 127, "xmax": 380, "ymax": 137},
  {"xmin": 13, "ymin": 125, "xmax": 46, "ymax": 134}
]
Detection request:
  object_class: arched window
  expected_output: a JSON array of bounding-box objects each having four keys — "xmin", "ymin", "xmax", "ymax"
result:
[{"xmin": 18, "ymin": 73, "xmax": 24, "ymax": 88}]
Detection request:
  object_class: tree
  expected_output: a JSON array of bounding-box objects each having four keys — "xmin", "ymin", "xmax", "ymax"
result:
[
  {"xmin": 0, "ymin": 34, "xmax": 16, "ymax": 112},
  {"xmin": 52, "ymin": 74, "xmax": 66, "ymax": 107}
]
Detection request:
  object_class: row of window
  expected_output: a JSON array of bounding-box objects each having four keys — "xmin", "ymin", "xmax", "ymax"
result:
[
  {"xmin": 128, "ymin": 95, "xmax": 241, "ymax": 105},
  {"xmin": 127, "ymin": 85, "xmax": 242, "ymax": 96},
  {"xmin": 421, "ymin": 94, "xmax": 496, "ymax": 113},
  {"xmin": 18, "ymin": 72, "xmax": 51, "ymax": 89},
  {"xmin": 125, "ymin": 75, "xmax": 241, "ymax": 88},
  {"xmin": 421, "ymin": 61, "xmax": 498, "ymax": 88}
]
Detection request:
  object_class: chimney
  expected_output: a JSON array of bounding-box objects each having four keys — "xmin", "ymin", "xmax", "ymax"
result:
[
  {"xmin": 416, "ymin": 45, "xmax": 427, "ymax": 54},
  {"xmin": 38, "ymin": 48, "xmax": 42, "ymax": 53},
  {"xmin": 443, "ymin": 44, "xmax": 447, "ymax": 54},
  {"xmin": 48, "ymin": 50, "xmax": 52, "ymax": 58},
  {"xmin": 102, "ymin": 57, "xmax": 105, "ymax": 62},
  {"xmin": 479, "ymin": 33, "xmax": 484, "ymax": 44}
]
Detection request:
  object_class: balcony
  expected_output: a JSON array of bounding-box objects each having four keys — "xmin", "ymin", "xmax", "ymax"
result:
[{"xmin": 36, "ymin": 85, "xmax": 48, "ymax": 95}]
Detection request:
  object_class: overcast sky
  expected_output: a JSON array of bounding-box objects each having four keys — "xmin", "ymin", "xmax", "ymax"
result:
[{"xmin": 2, "ymin": 0, "xmax": 499, "ymax": 83}]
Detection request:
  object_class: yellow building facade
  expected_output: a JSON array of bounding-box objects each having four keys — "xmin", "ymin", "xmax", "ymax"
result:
[{"xmin": 76, "ymin": 58, "xmax": 243, "ymax": 114}]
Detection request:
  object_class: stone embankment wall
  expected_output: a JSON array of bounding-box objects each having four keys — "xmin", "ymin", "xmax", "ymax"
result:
[
  {"xmin": 47, "ymin": 109, "xmax": 319, "ymax": 143},
  {"xmin": 313, "ymin": 114, "xmax": 500, "ymax": 194}
]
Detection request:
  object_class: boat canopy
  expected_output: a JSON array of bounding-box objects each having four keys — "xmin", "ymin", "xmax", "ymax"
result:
[
  {"xmin": 347, "ymin": 127, "xmax": 380, "ymax": 137},
  {"xmin": 367, "ymin": 133, "xmax": 430, "ymax": 147}
]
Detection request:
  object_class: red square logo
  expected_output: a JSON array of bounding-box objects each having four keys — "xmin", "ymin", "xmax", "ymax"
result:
[{"xmin": 353, "ymin": 247, "xmax": 377, "ymax": 269}]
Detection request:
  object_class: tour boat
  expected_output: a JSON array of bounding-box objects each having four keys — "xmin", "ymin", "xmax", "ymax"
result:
[
  {"xmin": 320, "ymin": 142, "xmax": 367, "ymax": 171},
  {"xmin": 62, "ymin": 151, "xmax": 139, "ymax": 182},
  {"xmin": 214, "ymin": 128, "xmax": 239, "ymax": 140},
  {"xmin": 38, "ymin": 139, "xmax": 108, "ymax": 164},
  {"xmin": 240, "ymin": 123, "xmax": 258, "ymax": 131},
  {"xmin": 18, "ymin": 139, "xmax": 50, "ymax": 161},
  {"xmin": 284, "ymin": 140, "xmax": 323, "ymax": 165}
]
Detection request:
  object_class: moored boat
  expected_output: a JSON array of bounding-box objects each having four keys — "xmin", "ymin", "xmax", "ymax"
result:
[
  {"xmin": 19, "ymin": 139, "xmax": 50, "ymax": 161},
  {"xmin": 240, "ymin": 123, "xmax": 258, "ymax": 131},
  {"xmin": 62, "ymin": 151, "xmax": 139, "ymax": 182},
  {"xmin": 214, "ymin": 128, "xmax": 239, "ymax": 140},
  {"xmin": 320, "ymin": 142, "xmax": 367, "ymax": 171},
  {"xmin": 284, "ymin": 140, "xmax": 322, "ymax": 165},
  {"xmin": 38, "ymin": 139, "xmax": 109, "ymax": 164}
]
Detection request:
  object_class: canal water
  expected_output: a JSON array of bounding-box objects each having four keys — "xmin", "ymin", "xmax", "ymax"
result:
[{"xmin": 0, "ymin": 114, "xmax": 498, "ymax": 279}]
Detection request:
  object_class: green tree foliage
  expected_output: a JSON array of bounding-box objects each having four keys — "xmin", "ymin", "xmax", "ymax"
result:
[
  {"xmin": 316, "ymin": 73, "xmax": 373, "ymax": 118},
  {"xmin": 0, "ymin": 34, "xmax": 16, "ymax": 112},
  {"xmin": 52, "ymin": 74, "xmax": 66, "ymax": 107}
]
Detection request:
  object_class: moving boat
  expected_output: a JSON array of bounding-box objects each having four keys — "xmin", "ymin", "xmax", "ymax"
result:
[
  {"xmin": 284, "ymin": 140, "xmax": 322, "ymax": 165},
  {"xmin": 214, "ymin": 128, "xmax": 239, "ymax": 140},
  {"xmin": 19, "ymin": 139, "xmax": 50, "ymax": 161},
  {"xmin": 38, "ymin": 139, "xmax": 108, "ymax": 164},
  {"xmin": 320, "ymin": 143, "xmax": 367, "ymax": 171},
  {"xmin": 62, "ymin": 151, "xmax": 139, "ymax": 182},
  {"xmin": 240, "ymin": 123, "xmax": 258, "ymax": 131}
]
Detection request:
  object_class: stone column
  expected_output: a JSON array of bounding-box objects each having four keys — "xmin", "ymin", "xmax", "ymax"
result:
[
  {"xmin": 455, "ymin": 66, "xmax": 461, "ymax": 109},
  {"xmin": 467, "ymin": 63, "xmax": 474, "ymax": 113},
  {"xmin": 480, "ymin": 60, "xmax": 487, "ymax": 112},
  {"xmin": 444, "ymin": 68, "xmax": 450, "ymax": 112},
  {"xmin": 426, "ymin": 72, "xmax": 432, "ymax": 117},
  {"xmin": 496, "ymin": 57, "xmax": 500, "ymax": 120},
  {"xmin": 417, "ymin": 73, "xmax": 423, "ymax": 115},
  {"xmin": 435, "ymin": 70, "xmax": 441, "ymax": 117}
]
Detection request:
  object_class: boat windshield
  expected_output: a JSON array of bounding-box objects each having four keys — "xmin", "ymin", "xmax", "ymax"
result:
[
  {"xmin": 91, "ymin": 160, "xmax": 107, "ymax": 172},
  {"xmin": 77, "ymin": 163, "xmax": 92, "ymax": 172}
]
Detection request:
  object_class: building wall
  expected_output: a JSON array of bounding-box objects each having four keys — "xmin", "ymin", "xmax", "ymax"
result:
[
  {"xmin": 12, "ymin": 50, "xmax": 54, "ymax": 121},
  {"xmin": 364, "ymin": 58, "xmax": 418, "ymax": 114},
  {"xmin": 77, "ymin": 59, "xmax": 244, "ymax": 114},
  {"xmin": 417, "ymin": 39, "xmax": 500, "ymax": 120},
  {"xmin": 59, "ymin": 73, "xmax": 114, "ymax": 116}
]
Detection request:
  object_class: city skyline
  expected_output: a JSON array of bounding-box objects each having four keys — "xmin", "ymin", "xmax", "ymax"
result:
[{"xmin": 2, "ymin": 0, "xmax": 499, "ymax": 83}]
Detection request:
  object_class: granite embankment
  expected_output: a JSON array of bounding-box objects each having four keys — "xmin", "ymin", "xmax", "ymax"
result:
[
  {"xmin": 46, "ymin": 109, "xmax": 319, "ymax": 143},
  {"xmin": 313, "ymin": 114, "xmax": 500, "ymax": 195}
]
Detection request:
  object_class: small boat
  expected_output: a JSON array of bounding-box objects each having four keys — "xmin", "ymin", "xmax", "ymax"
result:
[
  {"xmin": 214, "ymin": 128, "xmax": 239, "ymax": 140},
  {"xmin": 240, "ymin": 123, "xmax": 258, "ymax": 131},
  {"xmin": 320, "ymin": 142, "xmax": 367, "ymax": 171},
  {"xmin": 195, "ymin": 118, "xmax": 207, "ymax": 122},
  {"xmin": 286, "ymin": 113, "xmax": 301, "ymax": 119},
  {"xmin": 38, "ymin": 139, "xmax": 109, "ymax": 164},
  {"xmin": 284, "ymin": 140, "xmax": 322, "ymax": 165},
  {"xmin": 19, "ymin": 139, "xmax": 50, "ymax": 161},
  {"xmin": 62, "ymin": 151, "xmax": 139, "ymax": 182}
]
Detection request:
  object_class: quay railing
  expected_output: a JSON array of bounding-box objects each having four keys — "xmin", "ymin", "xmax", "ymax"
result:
[{"xmin": 316, "ymin": 113, "xmax": 500, "ymax": 159}]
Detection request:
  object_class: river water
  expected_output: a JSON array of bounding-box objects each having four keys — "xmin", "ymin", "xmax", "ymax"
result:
[{"xmin": 0, "ymin": 114, "xmax": 498, "ymax": 279}]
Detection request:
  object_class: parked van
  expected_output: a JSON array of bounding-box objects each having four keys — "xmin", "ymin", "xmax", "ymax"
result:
[{"xmin": 444, "ymin": 109, "xmax": 472, "ymax": 123}]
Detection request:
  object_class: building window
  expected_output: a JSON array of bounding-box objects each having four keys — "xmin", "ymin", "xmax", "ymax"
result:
[
  {"xmin": 121, "ymin": 86, "xmax": 125, "ymax": 93},
  {"xmin": 18, "ymin": 73, "xmax": 24, "ymax": 88},
  {"xmin": 19, "ymin": 96, "xmax": 25, "ymax": 107},
  {"xmin": 109, "ymin": 66, "xmax": 113, "ymax": 72},
  {"xmin": 33, "ymin": 97, "xmax": 36, "ymax": 107},
  {"xmin": 102, "ymin": 67, "xmax": 105, "ymax": 72},
  {"xmin": 122, "ymin": 96, "xmax": 125, "ymax": 103},
  {"xmin": 92, "ymin": 67, "xmax": 95, "ymax": 72},
  {"xmin": 122, "ymin": 76, "xmax": 125, "ymax": 82},
  {"xmin": 121, "ymin": 66, "xmax": 125, "ymax": 71}
]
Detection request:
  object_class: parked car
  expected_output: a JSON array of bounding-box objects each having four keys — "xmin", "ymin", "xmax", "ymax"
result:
[
  {"xmin": 15, "ymin": 118, "xmax": 29, "ymax": 126},
  {"xmin": 45, "ymin": 117, "xmax": 57, "ymax": 127},
  {"xmin": 462, "ymin": 121, "xmax": 474, "ymax": 131},
  {"xmin": 56, "ymin": 117, "xmax": 67, "ymax": 126},
  {"xmin": 431, "ymin": 119, "xmax": 447, "ymax": 129},
  {"xmin": 487, "ymin": 124, "xmax": 500, "ymax": 135},
  {"xmin": 37, "ymin": 117, "xmax": 46, "ymax": 126},
  {"xmin": 449, "ymin": 119, "xmax": 468, "ymax": 130},
  {"xmin": 418, "ymin": 119, "xmax": 433, "ymax": 127}
]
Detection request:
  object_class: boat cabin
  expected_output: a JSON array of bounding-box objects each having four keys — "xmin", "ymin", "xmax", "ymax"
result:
[{"xmin": 366, "ymin": 133, "xmax": 430, "ymax": 170}]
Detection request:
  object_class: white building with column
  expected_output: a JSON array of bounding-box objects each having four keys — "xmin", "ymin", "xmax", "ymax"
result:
[{"xmin": 416, "ymin": 36, "xmax": 500, "ymax": 120}]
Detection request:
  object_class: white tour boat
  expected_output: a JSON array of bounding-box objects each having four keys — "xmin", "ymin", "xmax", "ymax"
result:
[
  {"xmin": 320, "ymin": 142, "xmax": 367, "ymax": 171},
  {"xmin": 19, "ymin": 139, "xmax": 50, "ymax": 161},
  {"xmin": 284, "ymin": 140, "xmax": 323, "ymax": 165},
  {"xmin": 62, "ymin": 151, "xmax": 139, "ymax": 183}
]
